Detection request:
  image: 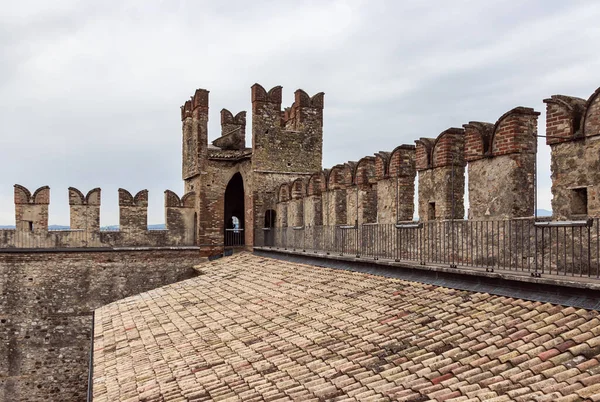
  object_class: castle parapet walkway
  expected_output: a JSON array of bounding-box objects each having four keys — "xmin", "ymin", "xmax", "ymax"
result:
[{"xmin": 254, "ymin": 218, "xmax": 600, "ymax": 287}]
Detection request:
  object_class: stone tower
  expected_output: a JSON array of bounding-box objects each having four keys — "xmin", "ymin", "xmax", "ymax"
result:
[{"xmin": 180, "ymin": 84, "xmax": 324, "ymax": 256}]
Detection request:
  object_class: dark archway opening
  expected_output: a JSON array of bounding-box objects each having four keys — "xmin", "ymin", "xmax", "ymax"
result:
[
  {"xmin": 264, "ymin": 209, "xmax": 276, "ymax": 246},
  {"xmin": 224, "ymin": 173, "xmax": 245, "ymax": 247}
]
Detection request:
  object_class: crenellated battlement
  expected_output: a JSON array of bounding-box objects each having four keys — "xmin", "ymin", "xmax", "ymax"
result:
[
  {"xmin": 8, "ymin": 82, "xmax": 600, "ymax": 254},
  {"xmin": 545, "ymin": 86, "xmax": 600, "ymax": 219},
  {"xmin": 251, "ymin": 83, "xmax": 282, "ymax": 111},
  {"xmin": 281, "ymin": 89, "xmax": 325, "ymax": 130},
  {"xmin": 212, "ymin": 109, "xmax": 246, "ymax": 150},
  {"xmin": 2, "ymin": 186, "xmax": 198, "ymax": 248},
  {"xmin": 68, "ymin": 187, "xmax": 101, "ymax": 231},
  {"xmin": 14, "ymin": 185, "xmax": 50, "ymax": 232}
]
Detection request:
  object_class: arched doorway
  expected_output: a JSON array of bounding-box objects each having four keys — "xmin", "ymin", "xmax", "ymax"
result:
[{"xmin": 224, "ymin": 173, "xmax": 245, "ymax": 247}]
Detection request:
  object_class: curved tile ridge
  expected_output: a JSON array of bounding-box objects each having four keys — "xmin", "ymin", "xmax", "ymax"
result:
[{"xmin": 92, "ymin": 252, "xmax": 600, "ymax": 402}]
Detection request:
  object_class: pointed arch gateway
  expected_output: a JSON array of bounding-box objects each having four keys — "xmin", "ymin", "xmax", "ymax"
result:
[{"xmin": 224, "ymin": 172, "xmax": 245, "ymax": 247}]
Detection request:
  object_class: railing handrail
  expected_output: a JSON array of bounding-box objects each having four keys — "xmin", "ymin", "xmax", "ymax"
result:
[{"xmin": 256, "ymin": 219, "xmax": 600, "ymax": 280}]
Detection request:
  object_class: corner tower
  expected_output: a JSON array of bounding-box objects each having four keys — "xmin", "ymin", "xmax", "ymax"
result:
[
  {"xmin": 250, "ymin": 84, "xmax": 324, "ymax": 241},
  {"xmin": 182, "ymin": 89, "xmax": 209, "ymax": 193}
]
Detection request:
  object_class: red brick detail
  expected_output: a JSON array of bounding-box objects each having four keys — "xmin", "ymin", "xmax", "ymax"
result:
[
  {"xmin": 375, "ymin": 152, "xmax": 389, "ymax": 180},
  {"xmin": 307, "ymin": 172, "xmax": 325, "ymax": 196},
  {"xmin": 328, "ymin": 164, "xmax": 350, "ymax": 190},
  {"xmin": 389, "ymin": 145, "xmax": 416, "ymax": 178},
  {"xmin": 251, "ymin": 83, "xmax": 282, "ymax": 113},
  {"xmin": 432, "ymin": 128, "xmax": 465, "ymax": 168},
  {"xmin": 584, "ymin": 86, "xmax": 600, "ymax": 137},
  {"xmin": 191, "ymin": 88, "xmax": 209, "ymax": 112},
  {"xmin": 291, "ymin": 179, "xmax": 305, "ymax": 200},
  {"xmin": 355, "ymin": 157, "xmax": 377, "ymax": 187},
  {"xmin": 415, "ymin": 138, "xmax": 435, "ymax": 171},
  {"xmin": 180, "ymin": 100, "xmax": 193, "ymax": 121},
  {"xmin": 491, "ymin": 107, "xmax": 539, "ymax": 156},
  {"xmin": 463, "ymin": 122, "xmax": 493, "ymax": 162},
  {"xmin": 14, "ymin": 184, "xmax": 32, "ymax": 204}
]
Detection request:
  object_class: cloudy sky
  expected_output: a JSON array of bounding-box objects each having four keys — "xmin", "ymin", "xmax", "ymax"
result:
[{"xmin": 1, "ymin": 0, "xmax": 599, "ymax": 225}]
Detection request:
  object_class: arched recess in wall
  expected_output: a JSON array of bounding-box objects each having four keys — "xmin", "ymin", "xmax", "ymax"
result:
[
  {"xmin": 263, "ymin": 209, "xmax": 276, "ymax": 246},
  {"xmin": 224, "ymin": 172, "xmax": 245, "ymax": 246}
]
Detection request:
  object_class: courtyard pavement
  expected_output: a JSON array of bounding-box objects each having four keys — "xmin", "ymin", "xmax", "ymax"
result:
[{"xmin": 92, "ymin": 252, "xmax": 600, "ymax": 401}]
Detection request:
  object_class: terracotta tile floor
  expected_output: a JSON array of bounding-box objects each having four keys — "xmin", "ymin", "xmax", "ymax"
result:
[{"xmin": 92, "ymin": 253, "xmax": 600, "ymax": 401}]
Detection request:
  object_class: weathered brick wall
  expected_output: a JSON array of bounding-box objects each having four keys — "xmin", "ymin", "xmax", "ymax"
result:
[
  {"xmin": 465, "ymin": 107, "xmax": 539, "ymax": 220},
  {"xmin": 276, "ymin": 201, "xmax": 288, "ymax": 227},
  {"xmin": 3, "ymin": 185, "xmax": 198, "ymax": 248},
  {"xmin": 417, "ymin": 129, "xmax": 465, "ymax": 221},
  {"xmin": 0, "ymin": 249, "xmax": 200, "ymax": 402},
  {"xmin": 304, "ymin": 195, "xmax": 323, "ymax": 226},
  {"xmin": 584, "ymin": 87, "xmax": 600, "ymax": 136},
  {"xmin": 250, "ymin": 84, "xmax": 324, "ymax": 249},
  {"xmin": 323, "ymin": 189, "xmax": 347, "ymax": 225},
  {"xmin": 376, "ymin": 146, "xmax": 416, "ymax": 223},
  {"xmin": 165, "ymin": 190, "xmax": 196, "ymax": 245},
  {"xmin": 182, "ymin": 89, "xmax": 208, "ymax": 183},
  {"xmin": 376, "ymin": 180, "xmax": 396, "ymax": 223},
  {"xmin": 118, "ymin": 188, "xmax": 148, "ymax": 232},
  {"xmin": 69, "ymin": 187, "xmax": 101, "ymax": 231},
  {"xmin": 418, "ymin": 167, "xmax": 465, "ymax": 220},
  {"xmin": 198, "ymin": 159, "xmax": 253, "ymax": 254},
  {"xmin": 545, "ymin": 87, "xmax": 600, "ymax": 219},
  {"xmin": 287, "ymin": 199, "xmax": 303, "ymax": 227},
  {"xmin": 14, "ymin": 185, "xmax": 49, "ymax": 232},
  {"xmin": 251, "ymin": 85, "xmax": 323, "ymax": 174}
]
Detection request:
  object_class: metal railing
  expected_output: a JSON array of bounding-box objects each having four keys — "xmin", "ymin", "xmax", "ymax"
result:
[
  {"xmin": 255, "ymin": 218, "xmax": 600, "ymax": 278},
  {"xmin": 225, "ymin": 228, "xmax": 245, "ymax": 248}
]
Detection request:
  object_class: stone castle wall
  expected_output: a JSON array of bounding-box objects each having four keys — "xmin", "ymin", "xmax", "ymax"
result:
[
  {"xmin": 268, "ymin": 85, "xmax": 600, "ymax": 226},
  {"xmin": 1, "ymin": 185, "xmax": 196, "ymax": 248},
  {"xmin": 545, "ymin": 88, "xmax": 600, "ymax": 220},
  {"xmin": 0, "ymin": 249, "xmax": 200, "ymax": 402}
]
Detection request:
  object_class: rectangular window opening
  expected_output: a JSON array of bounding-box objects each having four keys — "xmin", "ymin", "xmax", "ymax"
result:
[
  {"xmin": 428, "ymin": 202, "xmax": 436, "ymax": 220},
  {"xmin": 571, "ymin": 187, "xmax": 588, "ymax": 216}
]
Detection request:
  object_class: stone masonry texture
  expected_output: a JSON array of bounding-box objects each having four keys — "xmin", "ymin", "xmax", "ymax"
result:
[
  {"xmin": 0, "ymin": 249, "xmax": 199, "ymax": 402},
  {"xmin": 465, "ymin": 108, "xmax": 539, "ymax": 220},
  {"xmin": 94, "ymin": 253, "xmax": 600, "ymax": 401},
  {"xmin": 545, "ymin": 88, "xmax": 600, "ymax": 220}
]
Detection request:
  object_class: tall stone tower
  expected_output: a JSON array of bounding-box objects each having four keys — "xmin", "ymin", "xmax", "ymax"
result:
[{"xmin": 250, "ymin": 84, "xmax": 324, "ymax": 240}]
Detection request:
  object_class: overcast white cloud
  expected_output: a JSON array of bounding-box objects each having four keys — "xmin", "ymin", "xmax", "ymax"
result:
[{"xmin": 1, "ymin": 0, "xmax": 599, "ymax": 225}]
